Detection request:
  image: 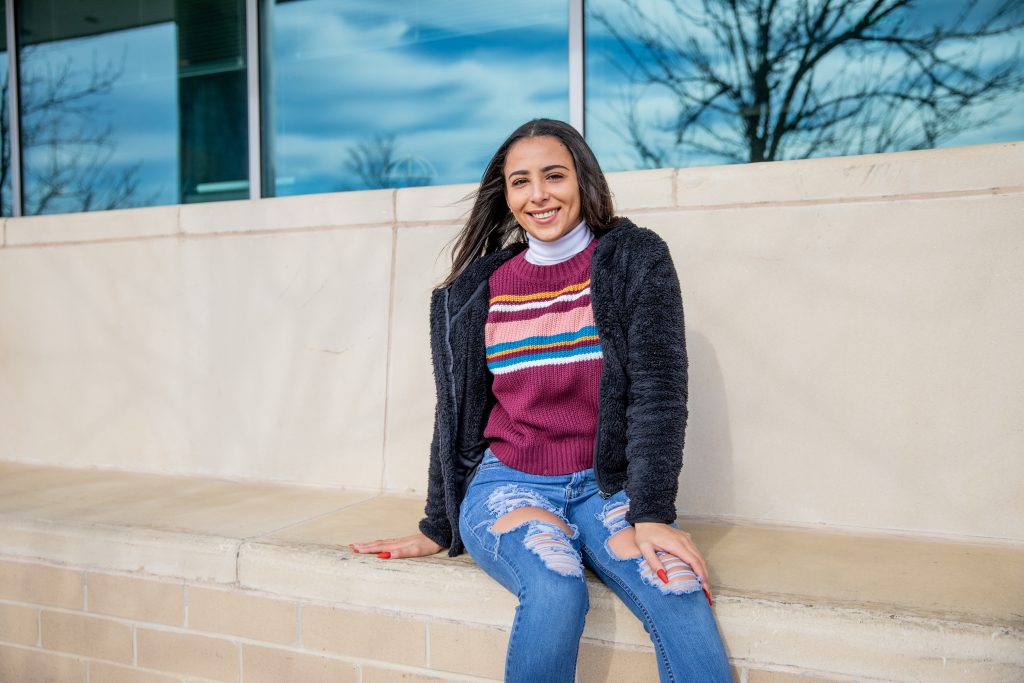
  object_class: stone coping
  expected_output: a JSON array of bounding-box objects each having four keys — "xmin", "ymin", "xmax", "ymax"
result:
[
  {"xmin": 2, "ymin": 461, "xmax": 1023, "ymax": 679},
  {"xmin": 2, "ymin": 142, "xmax": 1020, "ymax": 248}
]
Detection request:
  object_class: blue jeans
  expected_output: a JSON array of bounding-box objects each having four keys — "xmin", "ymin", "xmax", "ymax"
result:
[{"xmin": 459, "ymin": 449, "xmax": 731, "ymax": 683}]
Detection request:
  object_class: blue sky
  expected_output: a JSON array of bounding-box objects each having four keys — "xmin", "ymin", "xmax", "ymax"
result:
[{"xmin": 7, "ymin": 0, "xmax": 1022, "ymax": 213}]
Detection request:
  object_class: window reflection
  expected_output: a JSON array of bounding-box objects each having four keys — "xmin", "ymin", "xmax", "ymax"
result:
[
  {"xmin": 585, "ymin": 0, "xmax": 1024, "ymax": 171},
  {"xmin": 15, "ymin": 0, "xmax": 248, "ymax": 215},
  {"xmin": 1, "ymin": 2, "xmax": 9, "ymax": 216},
  {"xmin": 263, "ymin": 0, "xmax": 569, "ymax": 195}
]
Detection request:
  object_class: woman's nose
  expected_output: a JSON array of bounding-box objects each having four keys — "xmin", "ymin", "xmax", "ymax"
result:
[{"xmin": 531, "ymin": 184, "xmax": 548, "ymax": 203}]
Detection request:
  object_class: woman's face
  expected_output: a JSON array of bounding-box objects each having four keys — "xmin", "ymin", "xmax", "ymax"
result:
[{"xmin": 503, "ymin": 135, "xmax": 582, "ymax": 242}]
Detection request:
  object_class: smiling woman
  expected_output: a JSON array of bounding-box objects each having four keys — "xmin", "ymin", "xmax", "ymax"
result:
[
  {"xmin": 353, "ymin": 118, "xmax": 732, "ymax": 682},
  {"xmin": 262, "ymin": 0, "xmax": 569, "ymax": 196}
]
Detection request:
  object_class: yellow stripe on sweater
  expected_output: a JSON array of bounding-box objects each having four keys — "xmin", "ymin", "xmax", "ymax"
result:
[{"xmin": 489, "ymin": 279, "xmax": 590, "ymax": 304}]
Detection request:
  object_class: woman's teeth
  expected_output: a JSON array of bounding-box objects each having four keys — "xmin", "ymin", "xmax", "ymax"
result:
[{"xmin": 532, "ymin": 209, "xmax": 557, "ymax": 219}]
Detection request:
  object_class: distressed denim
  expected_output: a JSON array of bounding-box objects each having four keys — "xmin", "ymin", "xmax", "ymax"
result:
[{"xmin": 459, "ymin": 449, "xmax": 731, "ymax": 683}]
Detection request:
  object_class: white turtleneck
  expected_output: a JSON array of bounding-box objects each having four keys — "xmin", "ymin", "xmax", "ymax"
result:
[{"xmin": 524, "ymin": 220, "xmax": 593, "ymax": 266}]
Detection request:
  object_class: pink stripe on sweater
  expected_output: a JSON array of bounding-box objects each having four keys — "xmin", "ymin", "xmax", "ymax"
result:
[{"xmin": 486, "ymin": 303, "xmax": 596, "ymax": 348}]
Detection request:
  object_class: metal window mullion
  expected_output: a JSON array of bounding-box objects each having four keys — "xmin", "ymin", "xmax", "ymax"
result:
[
  {"xmin": 6, "ymin": 0, "xmax": 22, "ymax": 216},
  {"xmin": 568, "ymin": 0, "xmax": 584, "ymax": 135},
  {"xmin": 245, "ymin": 0, "xmax": 261, "ymax": 199}
]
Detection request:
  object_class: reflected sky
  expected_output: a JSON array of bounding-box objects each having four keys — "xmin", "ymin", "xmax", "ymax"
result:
[
  {"xmin": 586, "ymin": 0, "xmax": 1024, "ymax": 171},
  {"xmin": 18, "ymin": 21, "xmax": 179, "ymax": 214},
  {"xmin": 267, "ymin": 0, "xmax": 568, "ymax": 195}
]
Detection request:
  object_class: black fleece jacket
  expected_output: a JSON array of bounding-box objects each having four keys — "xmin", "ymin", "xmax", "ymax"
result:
[{"xmin": 419, "ymin": 217, "xmax": 688, "ymax": 556}]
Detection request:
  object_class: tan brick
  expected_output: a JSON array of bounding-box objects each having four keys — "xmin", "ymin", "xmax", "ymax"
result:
[
  {"xmin": 747, "ymin": 670, "xmax": 844, "ymax": 683},
  {"xmin": 88, "ymin": 661, "xmax": 185, "ymax": 683},
  {"xmin": 136, "ymin": 629, "xmax": 239, "ymax": 682},
  {"xmin": 88, "ymin": 574, "xmax": 184, "ymax": 626},
  {"xmin": 428, "ymin": 622, "xmax": 506, "ymax": 679},
  {"xmin": 241, "ymin": 644, "xmax": 357, "ymax": 683},
  {"xmin": 0, "ymin": 643, "xmax": 86, "ymax": 682},
  {"xmin": 41, "ymin": 611, "xmax": 132, "ymax": 664},
  {"xmin": 0, "ymin": 603, "xmax": 39, "ymax": 646},
  {"xmin": 188, "ymin": 587, "xmax": 296, "ymax": 644},
  {"xmin": 361, "ymin": 667, "xmax": 458, "ymax": 683},
  {"xmin": 302, "ymin": 605, "xmax": 425, "ymax": 666},
  {"xmin": 0, "ymin": 560, "xmax": 83, "ymax": 609},
  {"xmin": 578, "ymin": 641, "xmax": 660, "ymax": 682}
]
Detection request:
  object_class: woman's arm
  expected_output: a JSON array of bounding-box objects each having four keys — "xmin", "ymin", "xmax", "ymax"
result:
[
  {"xmin": 623, "ymin": 244, "xmax": 687, "ymax": 525},
  {"xmin": 621, "ymin": 238, "xmax": 712, "ymax": 601}
]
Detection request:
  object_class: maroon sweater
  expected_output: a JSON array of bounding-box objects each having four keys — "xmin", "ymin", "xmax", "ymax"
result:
[{"xmin": 482, "ymin": 240, "xmax": 604, "ymax": 474}]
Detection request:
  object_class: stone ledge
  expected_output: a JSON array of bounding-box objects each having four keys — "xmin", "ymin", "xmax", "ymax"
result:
[
  {"xmin": 1, "ymin": 461, "xmax": 1021, "ymax": 682},
  {"xmin": 2, "ymin": 142, "xmax": 1018, "ymax": 248}
]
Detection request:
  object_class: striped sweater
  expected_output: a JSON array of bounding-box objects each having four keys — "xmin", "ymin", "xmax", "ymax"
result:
[{"xmin": 483, "ymin": 239, "xmax": 603, "ymax": 475}]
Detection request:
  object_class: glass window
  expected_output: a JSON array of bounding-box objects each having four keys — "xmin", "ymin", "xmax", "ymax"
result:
[
  {"xmin": 585, "ymin": 0, "xmax": 1024, "ymax": 172},
  {"xmin": 1, "ymin": 2, "xmax": 9, "ymax": 216},
  {"xmin": 262, "ymin": 1, "xmax": 569, "ymax": 195},
  {"xmin": 16, "ymin": 0, "xmax": 249, "ymax": 215}
]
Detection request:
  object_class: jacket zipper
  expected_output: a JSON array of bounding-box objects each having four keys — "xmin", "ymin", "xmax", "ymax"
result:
[{"xmin": 592, "ymin": 379, "xmax": 610, "ymax": 497}]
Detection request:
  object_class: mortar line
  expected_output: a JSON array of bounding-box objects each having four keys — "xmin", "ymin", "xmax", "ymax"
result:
[
  {"xmin": 0, "ymin": 219, "xmax": 398, "ymax": 250},
  {"xmin": 379, "ymin": 221, "xmax": 400, "ymax": 492}
]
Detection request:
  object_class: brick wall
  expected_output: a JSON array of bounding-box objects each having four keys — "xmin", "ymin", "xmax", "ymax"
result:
[{"xmin": 0, "ymin": 558, "xmax": 851, "ymax": 682}]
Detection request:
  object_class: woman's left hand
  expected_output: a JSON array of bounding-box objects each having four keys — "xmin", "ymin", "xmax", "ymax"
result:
[{"xmin": 633, "ymin": 522, "xmax": 712, "ymax": 600}]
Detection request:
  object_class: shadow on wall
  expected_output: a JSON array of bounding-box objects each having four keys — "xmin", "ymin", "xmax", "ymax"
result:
[{"xmin": 678, "ymin": 330, "xmax": 734, "ymax": 532}]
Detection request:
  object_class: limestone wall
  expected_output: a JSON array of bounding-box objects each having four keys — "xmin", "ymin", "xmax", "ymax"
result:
[{"xmin": 1, "ymin": 142, "xmax": 1021, "ymax": 542}]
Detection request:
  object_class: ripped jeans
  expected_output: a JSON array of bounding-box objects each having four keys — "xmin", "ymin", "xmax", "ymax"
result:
[{"xmin": 459, "ymin": 449, "xmax": 731, "ymax": 683}]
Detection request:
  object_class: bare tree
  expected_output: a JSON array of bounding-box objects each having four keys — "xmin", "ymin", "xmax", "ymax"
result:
[
  {"xmin": 590, "ymin": 0, "xmax": 1024, "ymax": 166},
  {"xmin": 344, "ymin": 133, "xmax": 401, "ymax": 190},
  {"xmin": 1, "ymin": 48, "xmax": 150, "ymax": 215},
  {"xmin": 343, "ymin": 133, "xmax": 436, "ymax": 190}
]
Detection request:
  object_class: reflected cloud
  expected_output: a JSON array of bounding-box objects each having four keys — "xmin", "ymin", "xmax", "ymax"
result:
[{"xmin": 268, "ymin": 1, "xmax": 569, "ymax": 193}]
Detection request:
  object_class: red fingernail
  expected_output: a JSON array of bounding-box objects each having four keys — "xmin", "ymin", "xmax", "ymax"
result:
[
  {"xmin": 377, "ymin": 552, "xmax": 391, "ymax": 559},
  {"xmin": 703, "ymin": 586, "xmax": 714, "ymax": 607},
  {"xmin": 657, "ymin": 569, "xmax": 668, "ymax": 584}
]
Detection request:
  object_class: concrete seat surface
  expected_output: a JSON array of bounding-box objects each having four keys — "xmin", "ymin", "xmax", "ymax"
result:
[{"xmin": 1, "ymin": 461, "xmax": 1022, "ymax": 682}]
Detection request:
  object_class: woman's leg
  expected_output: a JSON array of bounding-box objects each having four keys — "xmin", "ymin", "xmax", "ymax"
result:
[
  {"xmin": 459, "ymin": 453, "xmax": 589, "ymax": 683},
  {"xmin": 571, "ymin": 489, "xmax": 732, "ymax": 682}
]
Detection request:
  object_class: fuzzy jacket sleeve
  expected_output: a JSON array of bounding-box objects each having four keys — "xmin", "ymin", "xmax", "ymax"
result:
[
  {"xmin": 622, "ymin": 244, "xmax": 688, "ymax": 525},
  {"xmin": 418, "ymin": 405, "xmax": 452, "ymax": 549},
  {"xmin": 418, "ymin": 289, "xmax": 452, "ymax": 549}
]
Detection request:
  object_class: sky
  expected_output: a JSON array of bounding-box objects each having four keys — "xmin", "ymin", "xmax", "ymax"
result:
[{"xmin": 5, "ymin": 0, "xmax": 1022, "ymax": 213}]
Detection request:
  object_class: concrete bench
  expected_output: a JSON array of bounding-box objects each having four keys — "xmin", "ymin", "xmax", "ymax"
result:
[{"xmin": 0, "ymin": 460, "xmax": 1021, "ymax": 682}]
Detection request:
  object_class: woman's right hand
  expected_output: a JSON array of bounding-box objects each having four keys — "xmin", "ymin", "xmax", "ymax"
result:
[{"xmin": 349, "ymin": 532, "xmax": 443, "ymax": 559}]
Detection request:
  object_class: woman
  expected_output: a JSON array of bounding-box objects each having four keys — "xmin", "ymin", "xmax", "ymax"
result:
[{"xmin": 353, "ymin": 119, "xmax": 731, "ymax": 681}]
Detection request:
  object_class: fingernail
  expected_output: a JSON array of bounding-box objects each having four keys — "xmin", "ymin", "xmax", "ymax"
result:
[
  {"xmin": 703, "ymin": 586, "xmax": 714, "ymax": 606},
  {"xmin": 377, "ymin": 552, "xmax": 391, "ymax": 559},
  {"xmin": 657, "ymin": 569, "xmax": 668, "ymax": 584}
]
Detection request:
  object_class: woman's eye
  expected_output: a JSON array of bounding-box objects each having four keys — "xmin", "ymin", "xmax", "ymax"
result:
[
  {"xmin": 547, "ymin": 173, "xmax": 564, "ymax": 181},
  {"xmin": 511, "ymin": 178, "xmax": 527, "ymax": 187}
]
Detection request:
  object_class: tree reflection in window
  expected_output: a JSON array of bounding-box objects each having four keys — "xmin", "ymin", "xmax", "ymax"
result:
[{"xmin": 586, "ymin": 0, "xmax": 1024, "ymax": 170}]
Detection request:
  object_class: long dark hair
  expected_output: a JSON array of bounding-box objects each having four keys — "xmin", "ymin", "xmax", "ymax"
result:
[{"xmin": 442, "ymin": 119, "xmax": 616, "ymax": 287}]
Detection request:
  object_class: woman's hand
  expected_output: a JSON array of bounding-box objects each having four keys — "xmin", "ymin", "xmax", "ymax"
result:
[
  {"xmin": 633, "ymin": 522, "xmax": 713, "ymax": 603},
  {"xmin": 349, "ymin": 532, "xmax": 443, "ymax": 559}
]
